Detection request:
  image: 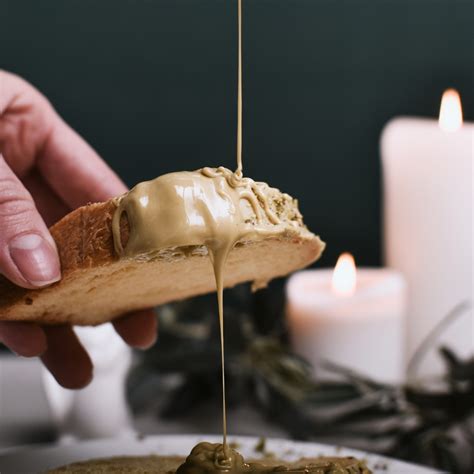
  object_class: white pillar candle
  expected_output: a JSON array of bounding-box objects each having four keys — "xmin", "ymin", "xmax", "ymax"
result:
[
  {"xmin": 286, "ymin": 254, "xmax": 406, "ymax": 383},
  {"xmin": 381, "ymin": 89, "xmax": 473, "ymax": 380},
  {"xmin": 43, "ymin": 324, "xmax": 134, "ymax": 440}
]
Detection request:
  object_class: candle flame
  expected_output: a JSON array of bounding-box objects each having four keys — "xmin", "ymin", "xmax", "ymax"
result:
[
  {"xmin": 332, "ymin": 253, "xmax": 357, "ymax": 297},
  {"xmin": 439, "ymin": 89, "xmax": 463, "ymax": 132}
]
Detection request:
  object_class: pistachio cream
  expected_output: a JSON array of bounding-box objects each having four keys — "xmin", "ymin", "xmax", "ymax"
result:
[
  {"xmin": 111, "ymin": 165, "xmax": 307, "ymax": 465},
  {"xmin": 111, "ymin": 166, "xmax": 295, "ymax": 260},
  {"xmin": 176, "ymin": 443, "xmax": 372, "ymax": 474}
]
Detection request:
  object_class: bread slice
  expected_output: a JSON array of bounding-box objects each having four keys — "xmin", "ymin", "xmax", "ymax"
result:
[{"xmin": 0, "ymin": 179, "xmax": 324, "ymax": 326}]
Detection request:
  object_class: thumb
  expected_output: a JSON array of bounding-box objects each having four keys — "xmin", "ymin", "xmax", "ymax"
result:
[{"xmin": 0, "ymin": 155, "xmax": 61, "ymax": 289}]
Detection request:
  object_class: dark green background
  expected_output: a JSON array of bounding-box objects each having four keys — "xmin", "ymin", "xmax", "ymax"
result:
[{"xmin": 2, "ymin": 0, "xmax": 473, "ymax": 267}]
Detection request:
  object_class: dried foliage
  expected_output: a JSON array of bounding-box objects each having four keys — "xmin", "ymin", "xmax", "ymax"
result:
[{"xmin": 128, "ymin": 291, "xmax": 473, "ymax": 473}]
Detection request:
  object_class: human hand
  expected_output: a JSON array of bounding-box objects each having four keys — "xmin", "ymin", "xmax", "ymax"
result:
[{"xmin": 0, "ymin": 71, "xmax": 157, "ymax": 388}]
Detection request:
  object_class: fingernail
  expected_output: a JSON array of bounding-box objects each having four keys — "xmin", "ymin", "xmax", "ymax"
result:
[{"xmin": 9, "ymin": 234, "xmax": 61, "ymax": 287}]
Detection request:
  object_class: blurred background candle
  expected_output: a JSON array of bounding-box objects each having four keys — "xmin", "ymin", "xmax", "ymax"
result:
[
  {"xmin": 381, "ymin": 90, "xmax": 473, "ymax": 380},
  {"xmin": 286, "ymin": 253, "xmax": 406, "ymax": 383},
  {"xmin": 43, "ymin": 325, "xmax": 134, "ymax": 441}
]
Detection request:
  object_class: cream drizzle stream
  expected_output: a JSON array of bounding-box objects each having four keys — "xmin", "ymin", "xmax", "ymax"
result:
[
  {"xmin": 112, "ymin": 166, "xmax": 292, "ymax": 469},
  {"xmin": 210, "ymin": 242, "xmax": 231, "ymax": 458},
  {"xmin": 111, "ymin": 1, "xmax": 310, "ymax": 471},
  {"xmin": 236, "ymin": 0, "xmax": 243, "ymax": 178},
  {"xmin": 115, "ymin": 1, "xmax": 245, "ymax": 462},
  {"xmin": 223, "ymin": 0, "xmax": 243, "ymax": 443}
]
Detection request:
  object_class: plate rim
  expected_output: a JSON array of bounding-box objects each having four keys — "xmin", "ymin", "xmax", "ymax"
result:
[{"xmin": 0, "ymin": 433, "xmax": 441, "ymax": 474}]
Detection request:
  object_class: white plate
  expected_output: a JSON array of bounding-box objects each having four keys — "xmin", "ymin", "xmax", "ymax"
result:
[{"xmin": 0, "ymin": 434, "xmax": 440, "ymax": 474}]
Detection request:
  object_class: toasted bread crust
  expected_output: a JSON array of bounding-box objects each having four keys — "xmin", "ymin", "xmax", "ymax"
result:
[{"xmin": 53, "ymin": 200, "xmax": 119, "ymax": 269}]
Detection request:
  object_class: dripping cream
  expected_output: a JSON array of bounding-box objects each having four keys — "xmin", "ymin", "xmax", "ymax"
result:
[{"xmin": 111, "ymin": 0, "xmax": 322, "ymax": 471}]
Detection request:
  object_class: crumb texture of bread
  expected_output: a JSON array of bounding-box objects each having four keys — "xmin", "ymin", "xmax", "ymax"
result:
[{"xmin": 0, "ymin": 184, "xmax": 324, "ymax": 326}]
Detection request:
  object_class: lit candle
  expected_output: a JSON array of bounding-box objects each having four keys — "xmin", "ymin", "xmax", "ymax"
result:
[
  {"xmin": 286, "ymin": 254, "xmax": 406, "ymax": 383},
  {"xmin": 381, "ymin": 89, "xmax": 473, "ymax": 380}
]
